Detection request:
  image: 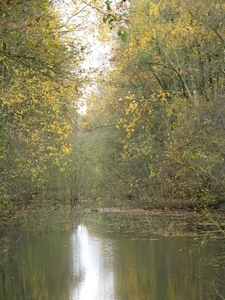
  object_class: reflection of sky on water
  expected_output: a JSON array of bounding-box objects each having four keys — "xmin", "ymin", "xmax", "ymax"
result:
[{"xmin": 70, "ymin": 224, "xmax": 116, "ymax": 300}]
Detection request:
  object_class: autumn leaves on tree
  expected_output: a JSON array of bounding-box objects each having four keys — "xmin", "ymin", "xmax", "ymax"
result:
[
  {"xmin": 0, "ymin": 0, "xmax": 79, "ymax": 206},
  {"xmin": 1, "ymin": 0, "xmax": 225, "ymax": 211},
  {"xmin": 82, "ymin": 0, "xmax": 225, "ymax": 206}
]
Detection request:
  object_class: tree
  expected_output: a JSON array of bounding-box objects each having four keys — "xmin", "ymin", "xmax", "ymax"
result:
[
  {"xmin": 0, "ymin": 0, "xmax": 79, "ymax": 210},
  {"xmin": 80, "ymin": 0, "xmax": 225, "ymax": 207},
  {"xmin": 115, "ymin": 0, "xmax": 225, "ymax": 204}
]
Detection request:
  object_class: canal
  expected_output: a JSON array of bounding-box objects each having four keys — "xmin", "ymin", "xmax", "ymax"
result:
[{"xmin": 0, "ymin": 210, "xmax": 225, "ymax": 299}]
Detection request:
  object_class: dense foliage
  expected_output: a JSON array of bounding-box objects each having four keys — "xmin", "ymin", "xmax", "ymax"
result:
[
  {"xmin": 1, "ymin": 0, "xmax": 225, "ymax": 212},
  {"xmin": 0, "ymin": 0, "xmax": 79, "ymax": 212},
  {"xmin": 80, "ymin": 0, "xmax": 225, "ymax": 208}
]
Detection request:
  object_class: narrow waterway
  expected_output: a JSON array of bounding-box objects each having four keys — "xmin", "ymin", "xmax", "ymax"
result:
[{"xmin": 0, "ymin": 211, "xmax": 225, "ymax": 300}]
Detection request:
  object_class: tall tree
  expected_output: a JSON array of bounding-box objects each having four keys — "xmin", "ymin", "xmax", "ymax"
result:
[
  {"xmin": 81, "ymin": 0, "xmax": 225, "ymax": 206},
  {"xmin": 0, "ymin": 0, "xmax": 79, "ymax": 208}
]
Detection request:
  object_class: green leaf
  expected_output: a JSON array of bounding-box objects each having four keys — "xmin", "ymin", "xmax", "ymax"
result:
[
  {"xmin": 108, "ymin": 18, "xmax": 114, "ymax": 25},
  {"xmin": 117, "ymin": 29, "xmax": 127, "ymax": 41},
  {"xmin": 106, "ymin": 0, "xmax": 112, "ymax": 11}
]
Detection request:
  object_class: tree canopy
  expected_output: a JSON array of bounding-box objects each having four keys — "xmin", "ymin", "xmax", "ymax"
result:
[
  {"xmin": 1, "ymin": 0, "xmax": 225, "ymax": 213},
  {"xmin": 0, "ymin": 0, "xmax": 79, "ymax": 209},
  {"xmin": 78, "ymin": 0, "xmax": 225, "ymax": 208}
]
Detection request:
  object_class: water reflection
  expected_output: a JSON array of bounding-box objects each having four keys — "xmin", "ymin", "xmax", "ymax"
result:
[
  {"xmin": 0, "ymin": 228, "xmax": 72, "ymax": 300},
  {"xmin": 70, "ymin": 224, "xmax": 116, "ymax": 300},
  {"xmin": 69, "ymin": 222, "xmax": 225, "ymax": 300},
  {"xmin": 0, "ymin": 214, "xmax": 225, "ymax": 300}
]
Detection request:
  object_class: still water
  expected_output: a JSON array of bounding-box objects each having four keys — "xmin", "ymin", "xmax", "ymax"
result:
[{"xmin": 0, "ymin": 211, "xmax": 225, "ymax": 300}]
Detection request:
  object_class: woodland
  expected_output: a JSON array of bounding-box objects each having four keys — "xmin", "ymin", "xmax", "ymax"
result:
[{"xmin": 1, "ymin": 0, "xmax": 225, "ymax": 216}]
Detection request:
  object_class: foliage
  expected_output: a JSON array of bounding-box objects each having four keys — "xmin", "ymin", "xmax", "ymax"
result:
[
  {"xmin": 78, "ymin": 0, "xmax": 225, "ymax": 208},
  {"xmin": 2, "ymin": 0, "xmax": 224, "ymax": 212},
  {"xmin": 0, "ymin": 0, "xmax": 79, "ymax": 211},
  {"xmin": 105, "ymin": 0, "xmax": 225, "ymax": 205}
]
